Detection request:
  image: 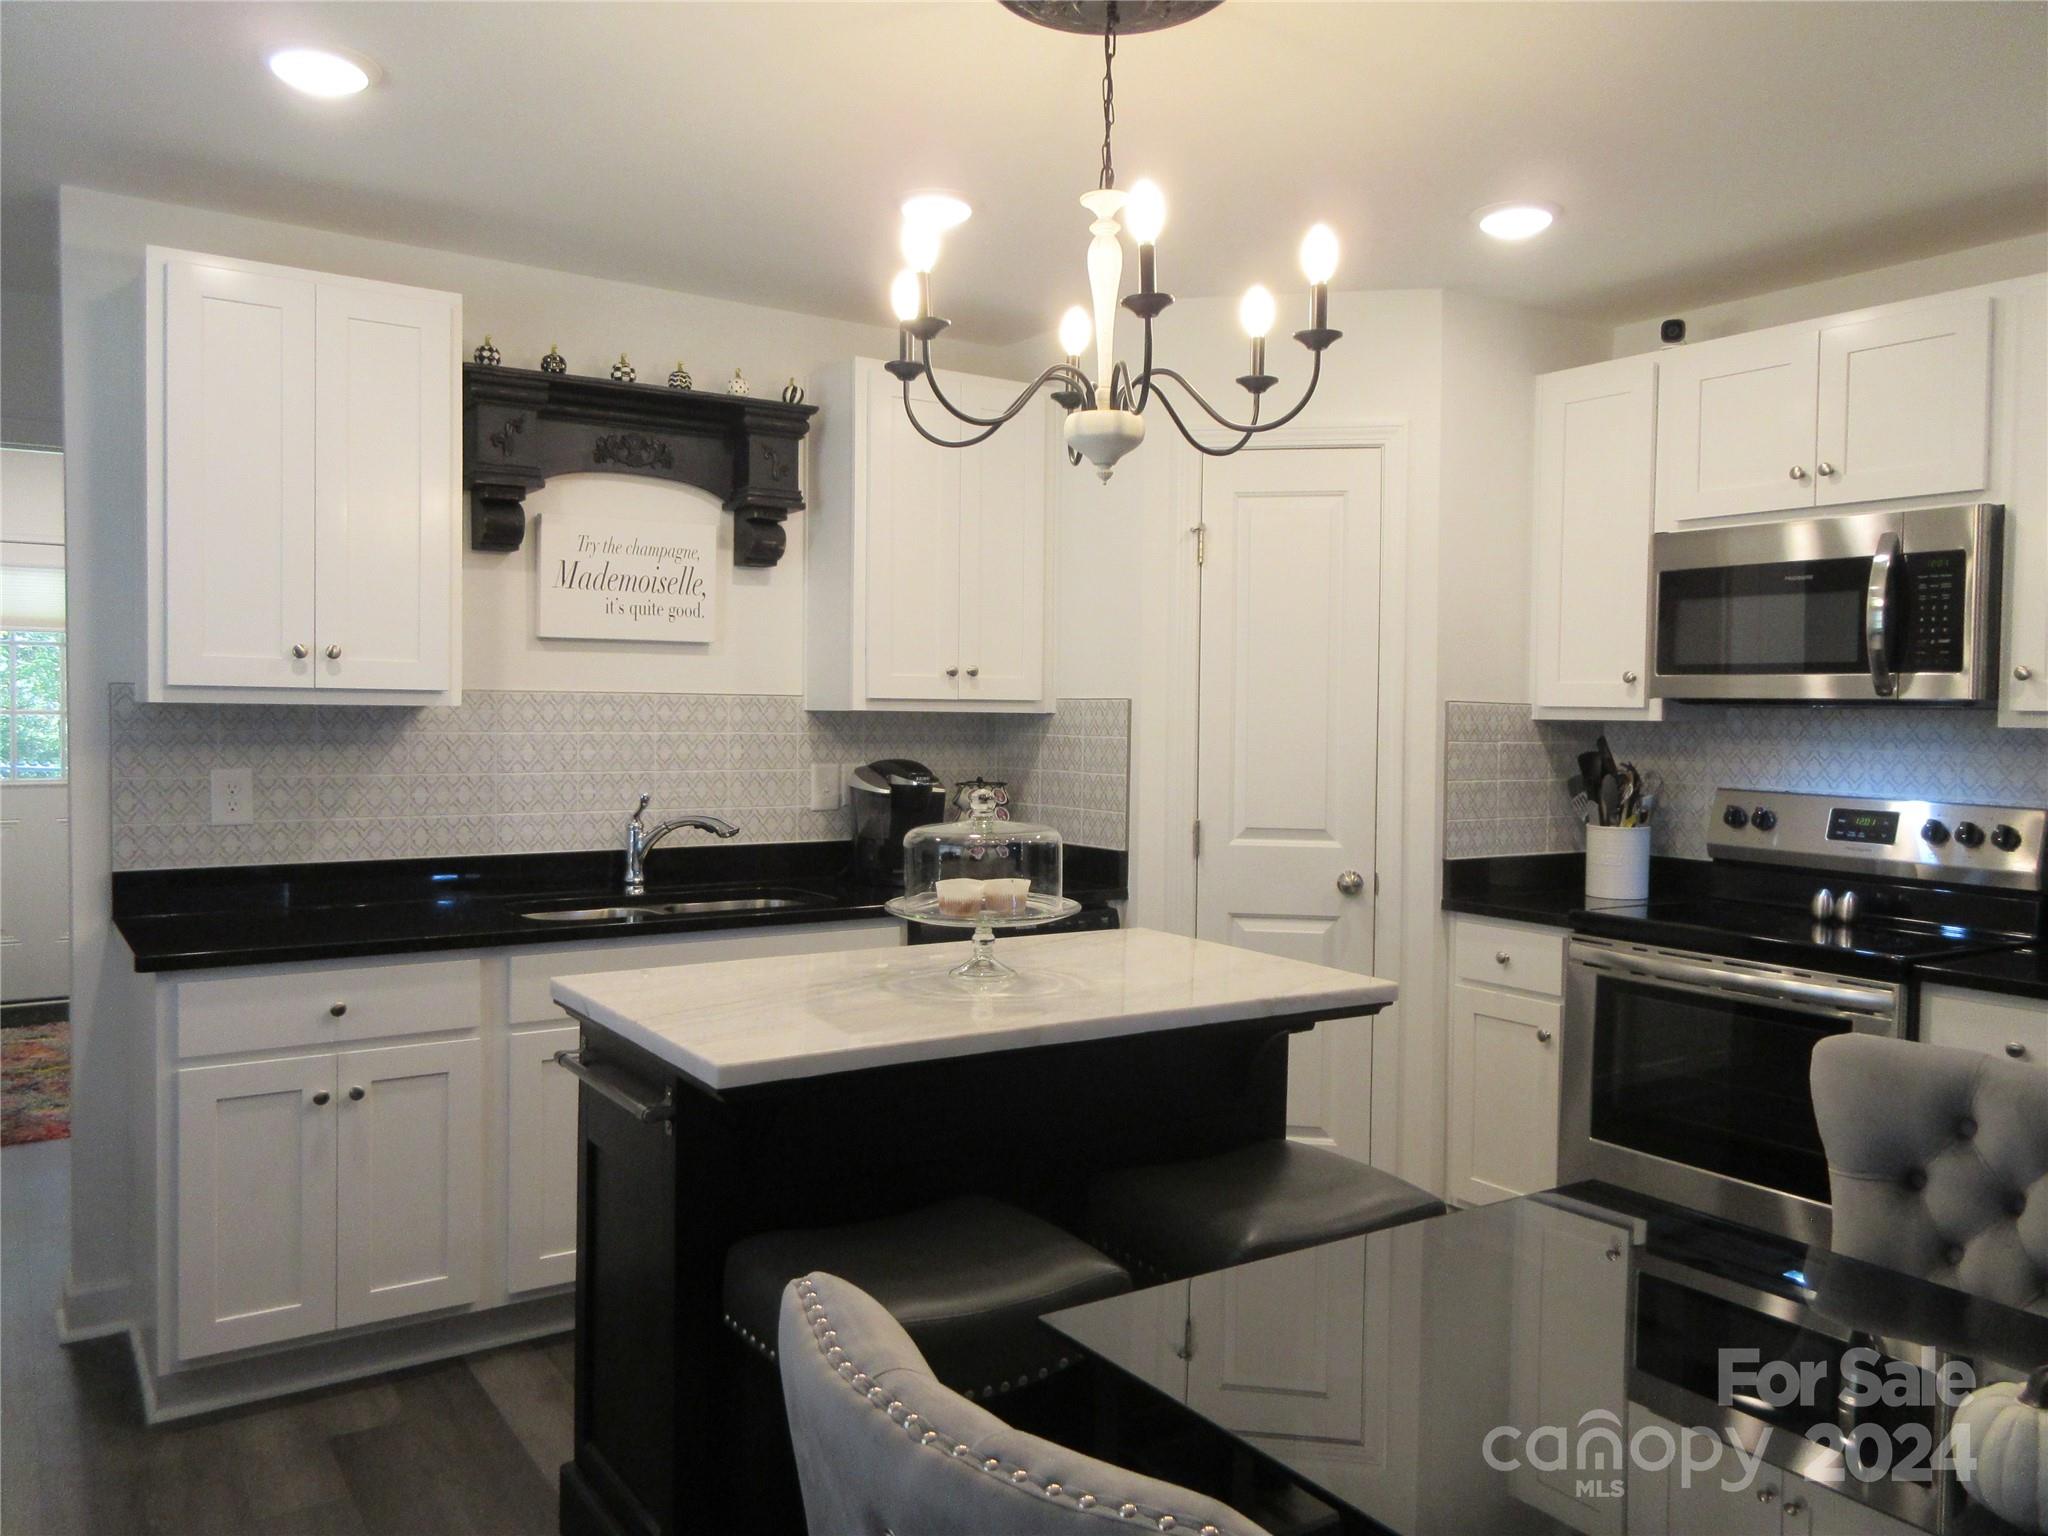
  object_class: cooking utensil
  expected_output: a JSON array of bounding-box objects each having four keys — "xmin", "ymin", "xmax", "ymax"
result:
[{"xmin": 1599, "ymin": 773, "xmax": 1623, "ymax": 828}]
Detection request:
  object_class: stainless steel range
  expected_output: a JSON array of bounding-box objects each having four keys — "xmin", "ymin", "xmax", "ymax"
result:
[{"xmin": 1560, "ymin": 788, "xmax": 2047, "ymax": 1246}]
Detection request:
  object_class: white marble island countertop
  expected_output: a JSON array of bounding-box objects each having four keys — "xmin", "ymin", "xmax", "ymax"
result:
[{"xmin": 550, "ymin": 926, "xmax": 1397, "ymax": 1090}]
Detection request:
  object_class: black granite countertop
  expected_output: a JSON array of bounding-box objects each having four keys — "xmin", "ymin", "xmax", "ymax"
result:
[
  {"xmin": 1441, "ymin": 852, "xmax": 1710, "ymax": 927},
  {"xmin": 1917, "ymin": 947, "xmax": 2048, "ymax": 1003},
  {"xmin": 114, "ymin": 842, "xmax": 1128, "ymax": 973}
]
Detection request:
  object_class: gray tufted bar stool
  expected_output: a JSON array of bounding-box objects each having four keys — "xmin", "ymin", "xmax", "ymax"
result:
[
  {"xmin": 1811, "ymin": 1033, "xmax": 2048, "ymax": 1313},
  {"xmin": 780, "ymin": 1270, "xmax": 1273, "ymax": 1536},
  {"xmin": 1083, "ymin": 1139, "xmax": 1445, "ymax": 1283}
]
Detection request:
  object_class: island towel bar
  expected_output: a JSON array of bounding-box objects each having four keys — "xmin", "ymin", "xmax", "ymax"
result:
[{"xmin": 555, "ymin": 1049, "xmax": 676, "ymax": 1125}]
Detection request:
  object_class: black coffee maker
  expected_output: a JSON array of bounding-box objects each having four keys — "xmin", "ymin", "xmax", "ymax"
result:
[{"xmin": 849, "ymin": 759, "xmax": 947, "ymax": 889}]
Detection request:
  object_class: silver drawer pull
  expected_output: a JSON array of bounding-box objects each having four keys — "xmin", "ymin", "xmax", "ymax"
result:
[
  {"xmin": 1494, "ymin": 950, "xmax": 1511, "ymax": 965},
  {"xmin": 555, "ymin": 1049, "xmax": 675, "ymax": 1124},
  {"xmin": 2008, "ymin": 1042, "xmax": 2029, "ymax": 1060}
]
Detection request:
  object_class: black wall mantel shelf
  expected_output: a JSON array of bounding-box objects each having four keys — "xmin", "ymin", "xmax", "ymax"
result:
[{"xmin": 462, "ymin": 364, "xmax": 817, "ymax": 567}]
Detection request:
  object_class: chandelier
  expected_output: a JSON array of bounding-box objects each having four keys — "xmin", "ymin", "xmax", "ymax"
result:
[{"xmin": 884, "ymin": 0, "xmax": 1343, "ymax": 481}]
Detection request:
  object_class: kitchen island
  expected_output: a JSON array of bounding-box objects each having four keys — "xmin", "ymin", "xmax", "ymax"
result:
[{"xmin": 548, "ymin": 926, "xmax": 1397, "ymax": 1536}]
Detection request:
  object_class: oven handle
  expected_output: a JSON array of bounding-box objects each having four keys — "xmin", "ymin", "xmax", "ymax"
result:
[
  {"xmin": 1577, "ymin": 950, "xmax": 1895, "ymax": 1020},
  {"xmin": 1866, "ymin": 529, "xmax": 1900, "ymax": 699}
]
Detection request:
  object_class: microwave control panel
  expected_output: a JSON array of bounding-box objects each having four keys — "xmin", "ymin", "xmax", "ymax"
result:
[{"xmin": 1898, "ymin": 548, "xmax": 1967, "ymax": 673}]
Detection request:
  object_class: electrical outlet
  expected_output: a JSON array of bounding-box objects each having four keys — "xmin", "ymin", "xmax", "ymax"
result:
[
  {"xmin": 808, "ymin": 762, "xmax": 845, "ymax": 812},
  {"xmin": 210, "ymin": 767, "xmax": 253, "ymax": 826}
]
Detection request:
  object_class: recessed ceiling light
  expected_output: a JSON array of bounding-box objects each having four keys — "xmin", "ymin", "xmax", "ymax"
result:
[
  {"xmin": 267, "ymin": 47, "xmax": 375, "ymax": 99},
  {"xmin": 901, "ymin": 192, "xmax": 973, "ymax": 232},
  {"xmin": 1475, "ymin": 203, "xmax": 1557, "ymax": 242}
]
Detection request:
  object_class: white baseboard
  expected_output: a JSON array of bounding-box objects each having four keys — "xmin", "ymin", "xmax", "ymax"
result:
[{"xmin": 55, "ymin": 1273, "xmax": 132, "ymax": 1342}]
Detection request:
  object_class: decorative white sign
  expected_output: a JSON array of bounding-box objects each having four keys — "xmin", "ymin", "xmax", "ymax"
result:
[{"xmin": 536, "ymin": 504, "xmax": 720, "ymax": 642}]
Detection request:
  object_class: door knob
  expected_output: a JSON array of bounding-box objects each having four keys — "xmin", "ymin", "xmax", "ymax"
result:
[
  {"xmin": 2017, "ymin": 664, "xmax": 2035, "ymax": 682},
  {"xmin": 1336, "ymin": 870, "xmax": 1364, "ymax": 896},
  {"xmin": 348, "ymin": 1085, "xmax": 365, "ymax": 1102},
  {"xmin": 325, "ymin": 644, "xmax": 342, "ymax": 660},
  {"xmin": 1788, "ymin": 466, "xmax": 1808, "ymax": 480},
  {"xmin": 291, "ymin": 643, "xmax": 309, "ymax": 659},
  {"xmin": 1815, "ymin": 462, "xmax": 1836, "ymax": 477},
  {"xmin": 1622, "ymin": 670, "xmax": 1638, "ymax": 685}
]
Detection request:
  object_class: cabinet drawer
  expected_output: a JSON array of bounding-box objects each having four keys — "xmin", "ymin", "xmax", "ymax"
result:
[
  {"xmin": 1452, "ymin": 918, "xmax": 1566, "ymax": 998},
  {"xmin": 1920, "ymin": 985, "xmax": 2048, "ymax": 1064},
  {"xmin": 175, "ymin": 956, "xmax": 482, "ymax": 1058}
]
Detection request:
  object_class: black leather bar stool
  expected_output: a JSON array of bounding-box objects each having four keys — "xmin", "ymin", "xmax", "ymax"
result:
[
  {"xmin": 723, "ymin": 1194, "xmax": 1133, "ymax": 1401},
  {"xmin": 1085, "ymin": 1139, "xmax": 1445, "ymax": 1281}
]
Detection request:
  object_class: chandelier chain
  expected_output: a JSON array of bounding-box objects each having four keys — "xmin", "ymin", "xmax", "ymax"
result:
[{"xmin": 1098, "ymin": 3, "xmax": 1118, "ymax": 189}]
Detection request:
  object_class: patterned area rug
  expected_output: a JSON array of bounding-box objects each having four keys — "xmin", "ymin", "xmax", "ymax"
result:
[{"xmin": 2, "ymin": 1019, "xmax": 70, "ymax": 1145}]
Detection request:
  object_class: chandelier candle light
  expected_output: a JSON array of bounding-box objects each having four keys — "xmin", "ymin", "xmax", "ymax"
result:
[{"xmin": 885, "ymin": 0, "xmax": 1343, "ymax": 480}]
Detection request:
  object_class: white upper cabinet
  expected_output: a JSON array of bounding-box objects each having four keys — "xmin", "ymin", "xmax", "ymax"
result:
[
  {"xmin": 1655, "ymin": 294, "xmax": 1992, "ymax": 529},
  {"xmin": 148, "ymin": 247, "xmax": 461, "ymax": 704},
  {"xmin": 807, "ymin": 358, "xmax": 1053, "ymax": 712},
  {"xmin": 1813, "ymin": 295, "xmax": 1991, "ymax": 506},
  {"xmin": 1531, "ymin": 355, "xmax": 1661, "ymax": 718}
]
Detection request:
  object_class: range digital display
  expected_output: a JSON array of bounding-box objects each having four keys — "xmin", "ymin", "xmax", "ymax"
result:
[{"xmin": 1827, "ymin": 807, "xmax": 1900, "ymax": 845}]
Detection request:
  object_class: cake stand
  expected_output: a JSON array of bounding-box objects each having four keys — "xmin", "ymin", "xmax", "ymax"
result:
[{"xmin": 884, "ymin": 892, "xmax": 1084, "ymax": 982}]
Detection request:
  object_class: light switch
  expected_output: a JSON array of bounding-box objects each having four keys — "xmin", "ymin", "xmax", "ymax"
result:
[
  {"xmin": 210, "ymin": 767, "xmax": 254, "ymax": 826},
  {"xmin": 808, "ymin": 763, "xmax": 844, "ymax": 812}
]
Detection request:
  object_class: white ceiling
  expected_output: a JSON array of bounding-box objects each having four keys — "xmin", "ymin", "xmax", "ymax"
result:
[{"xmin": 4, "ymin": 1, "xmax": 2044, "ymax": 344}]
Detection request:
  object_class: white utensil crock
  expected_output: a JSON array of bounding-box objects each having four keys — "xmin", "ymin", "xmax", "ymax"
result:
[{"xmin": 1585, "ymin": 824, "xmax": 1651, "ymax": 905}]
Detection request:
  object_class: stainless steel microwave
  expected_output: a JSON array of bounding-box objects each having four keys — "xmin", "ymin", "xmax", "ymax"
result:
[{"xmin": 1650, "ymin": 504, "xmax": 2003, "ymax": 703}]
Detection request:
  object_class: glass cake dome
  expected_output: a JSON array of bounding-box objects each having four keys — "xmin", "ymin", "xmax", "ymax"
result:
[{"xmin": 885, "ymin": 787, "xmax": 1078, "ymax": 981}]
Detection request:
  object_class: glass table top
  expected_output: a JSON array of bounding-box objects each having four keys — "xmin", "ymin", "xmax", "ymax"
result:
[{"xmin": 1045, "ymin": 1183, "xmax": 2047, "ymax": 1536}]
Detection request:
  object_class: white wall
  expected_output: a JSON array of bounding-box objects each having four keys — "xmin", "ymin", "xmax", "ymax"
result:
[
  {"xmin": 1611, "ymin": 231, "xmax": 2048, "ymax": 355},
  {"xmin": 3, "ymin": 285, "xmax": 65, "ymax": 447},
  {"xmin": 0, "ymin": 445, "xmax": 66, "ymax": 545},
  {"xmin": 53, "ymin": 184, "xmax": 1022, "ymax": 1330}
]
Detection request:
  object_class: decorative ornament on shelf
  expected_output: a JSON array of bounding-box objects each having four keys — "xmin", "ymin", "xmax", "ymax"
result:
[
  {"xmin": 472, "ymin": 335, "xmax": 502, "ymax": 367},
  {"xmin": 781, "ymin": 377, "xmax": 806, "ymax": 405},
  {"xmin": 668, "ymin": 361, "xmax": 693, "ymax": 390},
  {"xmin": 540, "ymin": 343, "xmax": 567, "ymax": 375},
  {"xmin": 881, "ymin": 2, "xmax": 1340, "ymax": 482},
  {"xmin": 727, "ymin": 368, "xmax": 751, "ymax": 397},
  {"xmin": 610, "ymin": 354, "xmax": 636, "ymax": 383}
]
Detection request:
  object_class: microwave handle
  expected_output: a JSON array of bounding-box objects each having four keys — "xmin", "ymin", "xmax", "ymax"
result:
[{"xmin": 1866, "ymin": 531, "xmax": 1900, "ymax": 698}]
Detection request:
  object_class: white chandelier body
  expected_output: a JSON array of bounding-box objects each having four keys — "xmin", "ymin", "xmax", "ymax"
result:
[{"xmin": 885, "ymin": 0, "xmax": 1343, "ymax": 481}]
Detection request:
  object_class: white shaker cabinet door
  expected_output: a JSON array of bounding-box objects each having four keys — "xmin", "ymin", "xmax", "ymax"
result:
[
  {"xmin": 1656, "ymin": 327, "xmax": 1819, "ymax": 528},
  {"xmin": 314, "ymin": 283, "xmax": 456, "ymax": 692},
  {"xmin": 1447, "ymin": 983, "xmax": 1562, "ymax": 1206},
  {"xmin": 176, "ymin": 1052, "xmax": 338, "ymax": 1359},
  {"xmin": 506, "ymin": 1024, "xmax": 580, "ymax": 1293},
  {"xmin": 956, "ymin": 386, "xmax": 1048, "ymax": 703},
  {"xmin": 335, "ymin": 1036, "xmax": 482, "ymax": 1327},
  {"xmin": 863, "ymin": 374, "xmax": 964, "ymax": 701},
  {"xmin": 162, "ymin": 259, "xmax": 319, "ymax": 688},
  {"xmin": 1813, "ymin": 296, "xmax": 1991, "ymax": 508},
  {"xmin": 1532, "ymin": 355, "xmax": 1661, "ymax": 717}
]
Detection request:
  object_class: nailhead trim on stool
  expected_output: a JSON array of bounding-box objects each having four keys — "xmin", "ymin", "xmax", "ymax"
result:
[{"xmin": 793, "ymin": 1275, "xmax": 1233, "ymax": 1533}]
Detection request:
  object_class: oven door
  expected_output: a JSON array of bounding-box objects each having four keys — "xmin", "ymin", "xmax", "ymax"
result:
[{"xmin": 1561, "ymin": 939, "xmax": 1903, "ymax": 1245}]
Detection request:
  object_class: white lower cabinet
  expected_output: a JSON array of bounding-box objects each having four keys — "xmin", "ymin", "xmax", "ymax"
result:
[
  {"xmin": 335, "ymin": 1037, "xmax": 482, "ymax": 1327},
  {"xmin": 176, "ymin": 1052, "xmax": 339, "ymax": 1359},
  {"xmin": 506, "ymin": 1024, "xmax": 581, "ymax": 1294},
  {"xmin": 1447, "ymin": 917, "xmax": 1566, "ymax": 1207},
  {"xmin": 1919, "ymin": 984, "xmax": 2047, "ymax": 1063}
]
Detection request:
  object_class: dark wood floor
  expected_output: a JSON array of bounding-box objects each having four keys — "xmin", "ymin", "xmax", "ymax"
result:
[{"xmin": 1, "ymin": 1140, "xmax": 572, "ymax": 1535}]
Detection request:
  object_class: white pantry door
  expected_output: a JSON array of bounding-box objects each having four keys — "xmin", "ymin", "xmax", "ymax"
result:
[{"xmin": 1195, "ymin": 448, "xmax": 1380, "ymax": 1156}]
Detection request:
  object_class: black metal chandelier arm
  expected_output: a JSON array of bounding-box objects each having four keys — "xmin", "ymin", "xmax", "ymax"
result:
[
  {"xmin": 899, "ymin": 380, "xmax": 1009, "ymax": 448},
  {"xmin": 1143, "ymin": 376, "xmax": 1261, "ymax": 456},
  {"xmin": 1135, "ymin": 348, "xmax": 1325, "ymax": 436},
  {"xmin": 915, "ymin": 346, "xmax": 1093, "ymax": 427}
]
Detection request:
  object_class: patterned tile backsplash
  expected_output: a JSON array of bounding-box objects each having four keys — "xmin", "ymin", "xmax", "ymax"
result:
[
  {"xmin": 109, "ymin": 687, "xmax": 1130, "ymax": 871},
  {"xmin": 1446, "ymin": 700, "xmax": 2048, "ymax": 861}
]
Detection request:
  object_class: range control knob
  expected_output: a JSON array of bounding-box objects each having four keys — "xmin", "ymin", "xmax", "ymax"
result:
[
  {"xmin": 1921, "ymin": 819, "xmax": 1950, "ymax": 845},
  {"xmin": 1751, "ymin": 806, "xmax": 1779, "ymax": 833},
  {"xmin": 1835, "ymin": 890, "xmax": 1860, "ymax": 925},
  {"xmin": 1809, "ymin": 889, "xmax": 1835, "ymax": 921},
  {"xmin": 1722, "ymin": 805, "xmax": 1750, "ymax": 830},
  {"xmin": 1954, "ymin": 821, "xmax": 1986, "ymax": 849},
  {"xmin": 1990, "ymin": 824, "xmax": 2023, "ymax": 853}
]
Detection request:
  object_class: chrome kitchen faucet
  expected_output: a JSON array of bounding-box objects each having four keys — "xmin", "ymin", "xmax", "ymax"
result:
[{"xmin": 624, "ymin": 793, "xmax": 740, "ymax": 895}]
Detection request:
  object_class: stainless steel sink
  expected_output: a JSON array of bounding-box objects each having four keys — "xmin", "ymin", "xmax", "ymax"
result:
[{"xmin": 519, "ymin": 896, "xmax": 814, "ymax": 923}]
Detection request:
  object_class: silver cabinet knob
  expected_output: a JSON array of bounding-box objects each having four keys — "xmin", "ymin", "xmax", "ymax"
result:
[
  {"xmin": 348, "ymin": 1085, "xmax": 366, "ymax": 1102},
  {"xmin": 1494, "ymin": 950, "xmax": 1511, "ymax": 966},
  {"xmin": 1757, "ymin": 1486, "xmax": 1778, "ymax": 1505},
  {"xmin": 325, "ymin": 644, "xmax": 342, "ymax": 660},
  {"xmin": 1622, "ymin": 670, "xmax": 1638, "ymax": 685},
  {"xmin": 291, "ymin": 643, "xmax": 310, "ymax": 659},
  {"xmin": 1788, "ymin": 466, "xmax": 1808, "ymax": 481},
  {"xmin": 1536, "ymin": 1029, "xmax": 1553, "ymax": 1044},
  {"xmin": 1336, "ymin": 870, "xmax": 1364, "ymax": 895},
  {"xmin": 965, "ymin": 666, "xmax": 979, "ymax": 678},
  {"xmin": 2017, "ymin": 664, "xmax": 2035, "ymax": 682},
  {"xmin": 310, "ymin": 1090, "xmax": 330, "ymax": 1107},
  {"xmin": 329, "ymin": 1003, "xmax": 347, "ymax": 1018},
  {"xmin": 1815, "ymin": 462, "xmax": 1836, "ymax": 477},
  {"xmin": 1783, "ymin": 1499, "xmax": 1805, "ymax": 1518},
  {"xmin": 945, "ymin": 667, "xmax": 959, "ymax": 678},
  {"xmin": 2009, "ymin": 1042, "xmax": 2029, "ymax": 1060}
]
